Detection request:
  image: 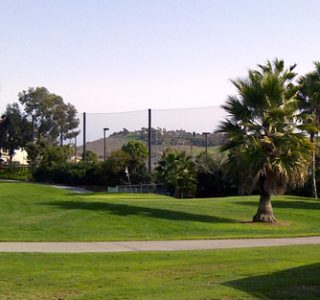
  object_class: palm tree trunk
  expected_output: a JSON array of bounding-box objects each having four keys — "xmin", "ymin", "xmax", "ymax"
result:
[
  {"xmin": 252, "ymin": 193, "xmax": 276, "ymax": 223},
  {"xmin": 310, "ymin": 133, "xmax": 318, "ymax": 199}
]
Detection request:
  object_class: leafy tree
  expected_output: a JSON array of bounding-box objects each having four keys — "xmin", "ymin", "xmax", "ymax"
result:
[
  {"xmin": 1, "ymin": 104, "xmax": 32, "ymax": 163},
  {"xmin": 31, "ymin": 144, "xmax": 69, "ymax": 182},
  {"xmin": 98, "ymin": 141, "xmax": 150, "ymax": 186},
  {"xmin": 18, "ymin": 87, "xmax": 79, "ymax": 144},
  {"xmin": 121, "ymin": 140, "xmax": 149, "ymax": 184},
  {"xmin": 82, "ymin": 150, "xmax": 99, "ymax": 163},
  {"xmin": 0, "ymin": 114, "xmax": 8, "ymax": 162},
  {"xmin": 122, "ymin": 140, "xmax": 148, "ymax": 160},
  {"xmin": 218, "ymin": 59, "xmax": 312, "ymax": 223},
  {"xmin": 156, "ymin": 149, "xmax": 197, "ymax": 198},
  {"xmin": 39, "ymin": 145, "xmax": 68, "ymax": 168},
  {"xmin": 99, "ymin": 150, "xmax": 130, "ymax": 186},
  {"xmin": 297, "ymin": 62, "xmax": 320, "ymax": 198}
]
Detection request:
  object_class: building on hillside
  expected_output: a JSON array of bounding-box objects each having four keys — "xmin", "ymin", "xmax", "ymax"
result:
[{"xmin": 0, "ymin": 148, "xmax": 28, "ymax": 165}]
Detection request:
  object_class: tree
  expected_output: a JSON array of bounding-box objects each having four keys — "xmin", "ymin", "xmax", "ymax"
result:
[
  {"xmin": 97, "ymin": 141, "xmax": 150, "ymax": 186},
  {"xmin": 218, "ymin": 59, "xmax": 312, "ymax": 223},
  {"xmin": 99, "ymin": 150, "xmax": 130, "ymax": 186},
  {"xmin": 195, "ymin": 152, "xmax": 238, "ymax": 197},
  {"xmin": 0, "ymin": 114, "xmax": 8, "ymax": 162},
  {"xmin": 82, "ymin": 150, "xmax": 99, "ymax": 163},
  {"xmin": 1, "ymin": 104, "xmax": 32, "ymax": 163},
  {"xmin": 156, "ymin": 149, "xmax": 197, "ymax": 198},
  {"xmin": 121, "ymin": 140, "xmax": 149, "ymax": 184},
  {"xmin": 297, "ymin": 62, "xmax": 320, "ymax": 198},
  {"xmin": 18, "ymin": 87, "xmax": 79, "ymax": 145}
]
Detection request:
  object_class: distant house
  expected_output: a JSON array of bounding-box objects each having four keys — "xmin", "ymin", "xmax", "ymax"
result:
[{"xmin": 0, "ymin": 148, "xmax": 28, "ymax": 165}]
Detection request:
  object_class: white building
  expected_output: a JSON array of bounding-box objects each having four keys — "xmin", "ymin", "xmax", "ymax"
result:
[{"xmin": 0, "ymin": 148, "xmax": 28, "ymax": 165}]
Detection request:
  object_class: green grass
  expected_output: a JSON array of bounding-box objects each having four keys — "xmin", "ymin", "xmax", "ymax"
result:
[
  {"xmin": 0, "ymin": 182, "xmax": 319, "ymax": 241},
  {"xmin": 0, "ymin": 245, "xmax": 319, "ymax": 299}
]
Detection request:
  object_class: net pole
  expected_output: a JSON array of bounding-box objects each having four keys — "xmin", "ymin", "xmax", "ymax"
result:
[
  {"xmin": 148, "ymin": 108, "xmax": 152, "ymax": 173},
  {"xmin": 83, "ymin": 112, "xmax": 86, "ymax": 161}
]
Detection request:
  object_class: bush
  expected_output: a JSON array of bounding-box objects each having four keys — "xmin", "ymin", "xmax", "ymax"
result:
[
  {"xmin": 33, "ymin": 161, "xmax": 98, "ymax": 185},
  {"xmin": 31, "ymin": 141, "xmax": 151, "ymax": 187}
]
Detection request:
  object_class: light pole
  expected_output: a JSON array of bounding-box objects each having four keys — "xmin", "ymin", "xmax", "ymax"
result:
[
  {"xmin": 74, "ymin": 135, "xmax": 77, "ymax": 162},
  {"xmin": 190, "ymin": 131, "xmax": 195, "ymax": 158},
  {"xmin": 202, "ymin": 132, "xmax": 210, "ymax": 161},
  {"xmin": 103, "ymin": 127, "xmax": 109, "ymax": 161}
]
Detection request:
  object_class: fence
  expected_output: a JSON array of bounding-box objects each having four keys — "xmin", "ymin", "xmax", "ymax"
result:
[{"xmin": 72, "ymin": 106, "xmax": 227, "ymax": 170}]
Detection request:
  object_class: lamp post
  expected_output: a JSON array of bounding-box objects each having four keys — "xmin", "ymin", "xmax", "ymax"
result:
[
  {"xmin": 74, "ymin": 135, "xmax": 77, "ymax": 162},
  {"xmin": 103, "ymin": 127, "xmax": 109, "ymax": 161},
  {"xmin": 202, "ymin": 132, "xmax": 210, "ymax": 161},
  {"xmin": 190, "ymin": 131, "xmax": 195, "ymax": 158}
]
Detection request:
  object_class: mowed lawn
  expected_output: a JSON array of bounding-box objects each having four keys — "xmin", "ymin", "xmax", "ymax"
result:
[
  {"xmin": 0, "ymin": 182, "xmax": 319, "ymax": 241},
  {"xmin": 0, "ymin": 245, "xmax": 319, "ymax": 299}
]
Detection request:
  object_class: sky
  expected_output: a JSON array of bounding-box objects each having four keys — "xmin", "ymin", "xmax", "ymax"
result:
[{"xmin": 1, "ymin": 0, "xmax": 320, "ymax": 134}]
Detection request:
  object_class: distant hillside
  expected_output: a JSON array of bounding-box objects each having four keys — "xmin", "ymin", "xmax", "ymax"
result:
[{"xmin": 78, "ymin": 128, "xmax": 225, "ymax": 160}]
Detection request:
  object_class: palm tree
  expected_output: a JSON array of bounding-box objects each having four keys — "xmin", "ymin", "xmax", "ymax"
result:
[
  {"xmin": 297, "ymin": 62, "xmax": 320, "ymax": 198},
  {"xmin": 156, "ymin": 149, "xmax": 197, "ymax": 198},
  {"xmin": 218, "ymin": 59, "xmax": 312, "ymax": 223}
]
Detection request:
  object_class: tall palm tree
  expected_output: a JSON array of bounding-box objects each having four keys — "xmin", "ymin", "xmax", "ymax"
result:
[
  {"xmin": 297, "ymin": 62, "xmax": 320, "ymax": 198},
  {"xmin": 218, "ymin": 59, "xmax": 312, "ymax": 223}
]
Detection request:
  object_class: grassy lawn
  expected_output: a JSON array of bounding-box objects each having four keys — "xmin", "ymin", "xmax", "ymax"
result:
[
  {"xmin": 0, "ymin": 181, "xmax": 319, "ymax": 241},
  {"xmin": 0, "ymin": 245, "xmax": 319, "ymax": 299}
]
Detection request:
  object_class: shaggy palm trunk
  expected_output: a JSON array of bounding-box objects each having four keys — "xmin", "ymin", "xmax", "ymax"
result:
[
  {"xmin": 252, "ymin": 193, "xmax": 276, "ymax": 223},
  {"xmin": 310, "ymin": 133, "xmax": 318, "ymax": 199}
]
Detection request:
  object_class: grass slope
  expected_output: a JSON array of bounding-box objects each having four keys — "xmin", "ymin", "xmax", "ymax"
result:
[
  {"xmin": 0, "ymin": 245, "xmax": 319, "ymax": 299},
  {"xmin": 0, "ymin": 182, "xmax": 319, "ymax": 241}
]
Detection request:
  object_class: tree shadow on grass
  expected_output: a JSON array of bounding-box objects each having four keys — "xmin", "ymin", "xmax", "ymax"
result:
[
  {"xmin": 42, "ymin": 200, "xmax": 236, "ymax": 224},
  {"xmin": 235, "ymin": 200, "xmax": 320, "ymax": 210},
  {"xmin": 225, "ymin": 263, "xmax": 320, "ymax": 299}
]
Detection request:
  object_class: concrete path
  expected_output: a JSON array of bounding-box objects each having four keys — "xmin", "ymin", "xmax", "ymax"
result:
[
  {"xmin": 50, "ymin": 184, "xmax": 90, "ymax": 194},
  {"xmin": 0, "ymin": 236, "xmax": 319, "ymax": 253},
  {"xmin": 1, "ymin": 180, "xmax": 91, "ymax": 193}
]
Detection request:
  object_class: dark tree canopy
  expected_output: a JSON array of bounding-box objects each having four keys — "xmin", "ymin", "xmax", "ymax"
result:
[
  {"xmin": 0, "ymin": 103, "xmax": 32, "ymax": 162},
  {"xmin": 18, "ymin": 87, "xmax": 79, "ymax": 144}
]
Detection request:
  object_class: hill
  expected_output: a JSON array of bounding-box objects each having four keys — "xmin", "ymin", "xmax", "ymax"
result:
[{"xmin": 79, "ymin": 128, "xmax": 225, "ymax": 160}]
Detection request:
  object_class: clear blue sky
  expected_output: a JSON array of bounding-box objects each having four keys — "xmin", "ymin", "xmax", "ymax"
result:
[{"xmin": 1, "ymin": 0, "xmax": 319, "ymax": 115}]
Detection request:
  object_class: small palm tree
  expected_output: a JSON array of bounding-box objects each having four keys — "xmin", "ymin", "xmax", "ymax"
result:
[
  {"xmin": 156, "ymin": 150, "xmax": 197, "ymax": 198},
  {"xmin": 218, "ymin": 59, "xmax": 312, "ymax": 223},
  {"xmin": 297, "ymin": 62, "xmax": 320, "ymax": 198}
]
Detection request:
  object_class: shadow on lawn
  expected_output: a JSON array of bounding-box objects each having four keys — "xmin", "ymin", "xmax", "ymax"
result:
[
  {"xmin": 225, "ymin": 263, "xmax": 320, "ymax": 299},
  {"xmin": 43, "ymin": 200, "xmax": 236, "ymax": 223},
  {"xmin": 235, "ymin": 200, "xmax": 320, "ymax": 210}
]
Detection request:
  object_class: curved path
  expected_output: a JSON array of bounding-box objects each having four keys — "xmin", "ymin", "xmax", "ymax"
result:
[
  {"xmin": 50, "ymin": 184, "xmax": 90, "ymax": 193},
  {"xmin": 0, "ymin": 236, "xmax": 319, "ymax": 253}
]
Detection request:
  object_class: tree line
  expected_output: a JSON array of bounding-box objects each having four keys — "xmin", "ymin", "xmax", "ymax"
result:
[{"xmin": 1, "ymin": 58, "xmax": 320, "ymax": 225}]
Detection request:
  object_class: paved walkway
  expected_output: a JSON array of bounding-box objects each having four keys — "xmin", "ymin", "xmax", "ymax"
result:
[
  {"xmin": 1, "ymin": 180, "xmax": 91, "ymax": 193},
  {"xmin": 50, "ymin": 184, "xmax": 90, "ymax": 193},
  {"xmin": 0, "ymin": 237, "xmax": 319, "ymax": 253}
]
